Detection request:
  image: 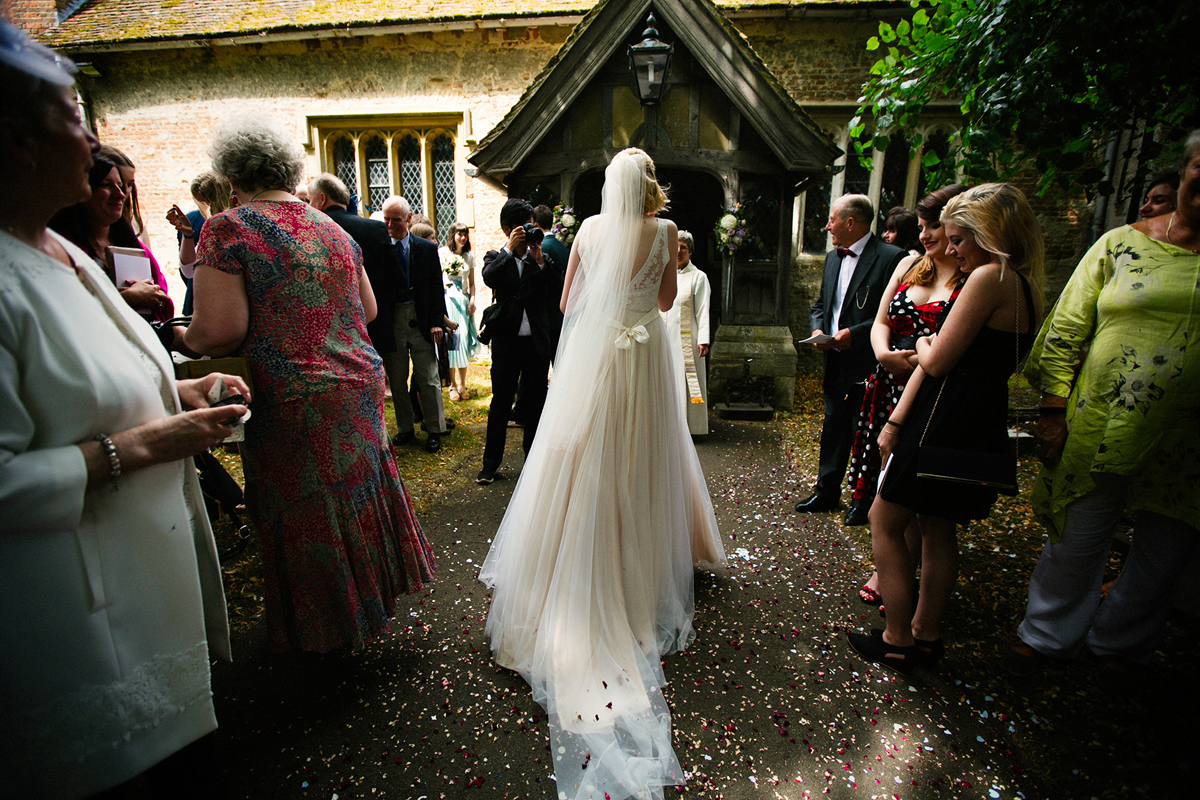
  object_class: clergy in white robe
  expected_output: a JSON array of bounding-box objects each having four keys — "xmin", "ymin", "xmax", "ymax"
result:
[{"xmin": 662, "ymin": 230, "xmax": 711, "ymax": 435}]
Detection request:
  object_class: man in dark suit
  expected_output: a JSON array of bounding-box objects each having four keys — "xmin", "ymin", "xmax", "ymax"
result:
[
  {"xmin": 476, "ymin": 198, "xmax": 563, "ymax": 485},
  {"xmin": 381, "ymin": 195, "xmax": 449, "ymax": 453},
  {"xmin": 533, "ymin": 204, "xmax": 569, "ymax": 357},
  {"xmin": 308, "ymin": 172, "xmax": 398, "ymax": 359},
  {"xmin": 797, "ymin": 194, "xmax": 906, "ymax": 525}
]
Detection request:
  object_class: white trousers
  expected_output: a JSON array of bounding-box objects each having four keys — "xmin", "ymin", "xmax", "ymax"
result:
[{"xmin": 1018, "ymin": 476, "xmax": 1197, "ymax": 664}]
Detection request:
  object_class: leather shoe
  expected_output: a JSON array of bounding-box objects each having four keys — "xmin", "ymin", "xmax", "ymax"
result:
[
  {"xmin": 424, "ymin": 434, "xmax": 441, "ymax": 454},
  {"xmin": 794, "ymin": 493, "xmax": 839, "ymax": 513},
  {"xmin": 475, "ymin": 468, "xmax": 496, "ymax": 485},
  {"xmin": 844, "ymin": 502, "xmax": 870, "ymax": 526},
  {"xmin": 392, "ymin": 430, "xmax": 417, "ymax": 448}
]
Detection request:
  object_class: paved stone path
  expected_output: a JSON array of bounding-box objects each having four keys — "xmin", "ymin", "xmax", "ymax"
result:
[{"xmin": 210, "ymin": 417, "xmax": 1195, "ymax": 799}]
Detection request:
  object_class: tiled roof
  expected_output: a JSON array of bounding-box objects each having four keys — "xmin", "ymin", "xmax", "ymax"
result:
[{"xmin": 39, "ymin": 1, "xmax": 892, "ymax": 49}]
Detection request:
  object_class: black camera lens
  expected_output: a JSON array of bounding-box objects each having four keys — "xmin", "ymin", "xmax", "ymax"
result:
[{"xmin": 523, "ymin": 222, "xmax": 544, "ymax": 246}]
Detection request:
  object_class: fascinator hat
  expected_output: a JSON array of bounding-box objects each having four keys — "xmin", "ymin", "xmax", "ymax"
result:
[{"xmin": 0, "ymin": 21, "xmax": 76, "ymax": 86}]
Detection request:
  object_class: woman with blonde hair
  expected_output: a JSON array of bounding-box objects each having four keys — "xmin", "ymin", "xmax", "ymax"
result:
[
  {"xmin": 849, "ymin": 182, "xmax": 1044, "ymax": 674},
  {"xmin": 479, "ymin": 147, "xmax": 725, "ymax": 799}
]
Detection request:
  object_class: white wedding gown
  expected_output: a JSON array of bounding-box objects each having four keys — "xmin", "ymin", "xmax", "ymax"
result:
[{"xmin": 479, "ymin": 212, "xmax": 725, "ymax": 800}]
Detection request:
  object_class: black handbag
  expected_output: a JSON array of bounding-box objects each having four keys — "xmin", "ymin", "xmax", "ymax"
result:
[
  {"xmin": 478, "ymin": 297, "xmax": 517, "ymax": 345},
  {"xmin": 915, "ymin": 275, "xmax": 1021, "ymax": 495}
]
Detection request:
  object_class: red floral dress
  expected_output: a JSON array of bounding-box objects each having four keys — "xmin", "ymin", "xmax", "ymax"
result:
[
  {"xmin": 199, "ymin": 200, "xmax": 435, "ymax": 653},
  {"xmin": 847, "ymin": 281, "xmax": 963, "ymax": 501}
]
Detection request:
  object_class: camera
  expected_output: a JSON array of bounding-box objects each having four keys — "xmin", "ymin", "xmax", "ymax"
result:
[{"xmin": 521, "ymin": 222, "xmax": 544, "ymax": 246}]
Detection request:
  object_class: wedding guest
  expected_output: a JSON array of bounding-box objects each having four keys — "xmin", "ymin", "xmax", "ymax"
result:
[
  {"xmin": 847, "ymin": 185, "xmax": 966, "ymax": 625},
  {"xmin": 49, "ymin": 154, "xmax": 175, "ymax": 322},
  {"xmin": 380, "ymin": 195, "xmax": 449, "ymax": 453},
  {"xmin": 850, "ymin": 183, "xmax": 1044, "ymax": 674},
  {"xmin": 442, "ymin": 221, "xmax": 479, "ymax": 399},
  {"xmin": 1006, "ymin": 132, "xmax": 1200, "ymax": 681},
  {"xmin": 796, "ymin": 195, "xmax": 906, "ymax": 514},
  {"xmin": 882, "ymin": 205, "xmax": 922, "ymax": 255},
  {"xmin": 662, "ymin": 229, "xmax": 712, "ymax": 436},
  {"xmin": 99, "ymin": 143, "xmax": 150, "ymax": 251},
  {"xmin": 0, "ymin": 24, "xmax": 244, "ymax": 797},
  {"xmin": 184, "ymin": 116, "xmax": 435, "ymax": 653},
  {"xmin": 1138, "ymin": 169, "xmax": 1179, "ymax": 219},
  {"xmin": 168, "ymin": 171, "xmax": 232, "ymax": 315}
]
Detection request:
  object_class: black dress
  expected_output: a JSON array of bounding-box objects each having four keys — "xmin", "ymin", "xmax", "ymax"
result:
[{"xmin": 878, "ymin": 275, "xmax": 1035, "ymax": 523}]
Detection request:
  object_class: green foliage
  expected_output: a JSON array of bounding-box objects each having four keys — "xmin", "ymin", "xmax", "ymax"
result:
[{"xmin": 855, "ymin": 0, "xmax": 1199, "ymax": 198}]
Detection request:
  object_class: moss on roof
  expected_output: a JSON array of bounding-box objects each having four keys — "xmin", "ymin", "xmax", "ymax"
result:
[{"xmin": 40, "ymin": 0, "xmax": 897, "ymax": 49}]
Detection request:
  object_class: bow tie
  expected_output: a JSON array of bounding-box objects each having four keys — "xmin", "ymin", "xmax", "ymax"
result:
[{"xmin": 837, "ymin": 247, "xmax": 854, "ymax": 259}]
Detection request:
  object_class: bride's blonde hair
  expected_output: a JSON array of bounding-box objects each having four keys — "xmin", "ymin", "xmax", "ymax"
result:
[{"xmin": 619, "ymin": 147, "xmax": 669, "ymax": 214}]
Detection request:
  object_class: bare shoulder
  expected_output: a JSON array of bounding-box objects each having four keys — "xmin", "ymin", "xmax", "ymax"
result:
[
  {"xmin": 660, "ymin": 217, "xmax": 678, "ymax": 234},
  {"xmin": 894, "ymin": 254, "xmax": 919, "ymax": 278}
]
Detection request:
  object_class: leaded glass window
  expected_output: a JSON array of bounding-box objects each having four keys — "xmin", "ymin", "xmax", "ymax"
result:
[
  {"xmin": 432, "ymin": 134, "xmax": 456, "ymax": 242},
  {"xmin": 332, "ymin": 137, "xmax": 358, "ymax": 198},
  {"xmin": 364, "ymin": 136, "xmax": 389, "ymax": 214},
  {"xmin": 398, "ymin": 135, "xmax": 424, "ymax": 215}
]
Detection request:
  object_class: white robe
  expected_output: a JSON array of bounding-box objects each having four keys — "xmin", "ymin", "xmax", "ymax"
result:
[
  {"xmin": 0, "ymin": 231, "xmax": 230, "ymax": 799},
  {"xmin": 662, "ymin": 262, "xmax": 711, "ymax": 435}
]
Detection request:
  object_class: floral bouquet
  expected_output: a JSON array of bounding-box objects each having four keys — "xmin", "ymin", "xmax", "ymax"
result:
[
  {"xmin": 439, "ymin": 248, "xmax": 466, "ymax": 280},
  {"xmin": 715, "ymin": 204, "xmax": 748, "ymax": 255},
  {"xmin": 551, "ymin": 205, "xmax": 579, "ymax": 245}
]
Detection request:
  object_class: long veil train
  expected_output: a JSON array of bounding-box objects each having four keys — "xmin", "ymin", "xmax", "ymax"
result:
[{"xmin": 478, "ymin": 150, "xmax": 725, "ymax": 800}]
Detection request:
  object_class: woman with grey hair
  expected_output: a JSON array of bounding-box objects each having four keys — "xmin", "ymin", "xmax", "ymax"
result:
[
  {"xmin": 184, "ymin": 117, "xmax": 436, "ymax": 653},
  {"xmin": 0, "ymin": 22, "xmax": 247, "ymax": 797},
  {"xmin": 1007, "ymin": 130, "xmax": 1200, "ymax": 683}
]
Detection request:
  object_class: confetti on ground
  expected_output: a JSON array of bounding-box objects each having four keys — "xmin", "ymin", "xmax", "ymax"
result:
[{"xmin": 209, "ymin": 370, "xmax": 1199, "ymax": 798}]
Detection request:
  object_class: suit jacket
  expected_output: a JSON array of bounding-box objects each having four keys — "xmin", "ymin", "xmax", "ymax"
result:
[
  {"xmin": 809, "ymin": 233, "xmax": 906, "ymax": 393},
  {"xmin": 397, "ymin": 233, "xmax": 449, "ymax": 343},
  {"xmin": 325, "ymin": 206, "xmax": 399, "ymax": 353},
  {"xmin": 482, "ymin": 247, "xmax": 563, "ymax": 359}
]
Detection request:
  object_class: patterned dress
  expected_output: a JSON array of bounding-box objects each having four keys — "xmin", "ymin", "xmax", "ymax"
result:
[
  {"xmin": 199, "ymin": 201, "xmax": 436, "ymax": 653},
  {"xmin": 847, "ymin": 282, "xmax": 960, "ymax": 501},
  {"xmin": 1025, "ymin": 226, "xmax": 1200, "ymax": 539}
]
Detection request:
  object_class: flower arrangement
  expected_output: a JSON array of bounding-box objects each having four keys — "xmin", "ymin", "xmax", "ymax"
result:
[
  {"xmin": 551, "ymin": 205, "xmax": 579, "ymax": 245},
  {"xmin": 715, "ymin": 204, "xmax": 748, "ymax": 255},
  {"xmin": 439, "ymin": 248, "xmax": 466, "ymax": 279}
]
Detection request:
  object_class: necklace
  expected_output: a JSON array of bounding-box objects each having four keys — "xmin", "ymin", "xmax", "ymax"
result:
[
  {"xmin": 250, "ymin": 190, "xmax": 271, "ymax": 202},
  {"xmin": 1166, "ymin": 211, "xmax": 1200, "ymax": 254}
]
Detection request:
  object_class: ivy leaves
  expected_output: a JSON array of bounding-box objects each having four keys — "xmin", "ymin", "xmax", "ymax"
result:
[{"xmin": 854, "ymin": 0, "xmax": 1199, "ymax": 198}]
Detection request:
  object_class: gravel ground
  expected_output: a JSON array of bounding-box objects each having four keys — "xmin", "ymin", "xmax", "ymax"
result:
[{"xmin": 208, "ymin": 373, "xmax": 1198, "ymax": 799}]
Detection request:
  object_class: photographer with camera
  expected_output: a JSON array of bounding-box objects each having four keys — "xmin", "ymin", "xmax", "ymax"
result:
[{"xmin": 476, "ymin": 199, "xmax": 563, "ymax": 485}]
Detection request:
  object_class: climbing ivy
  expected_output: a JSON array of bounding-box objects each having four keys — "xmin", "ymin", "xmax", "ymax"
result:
[{"xmin": 853, "ymin": 0, "xmax": 1199, "ymax": 198}]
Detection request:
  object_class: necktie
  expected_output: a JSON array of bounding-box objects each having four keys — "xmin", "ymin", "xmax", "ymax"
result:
[
  {"xmin": 397, "ymin": 240, "xmax": 410, "ymax": 285},
  {"xmin": 837, "ymin": 247, "xmax": 853, "ymax": 259}
]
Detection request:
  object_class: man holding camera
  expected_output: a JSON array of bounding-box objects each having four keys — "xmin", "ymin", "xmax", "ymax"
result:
[{"xmin": 476, "ymin": 199, "xmax": 563, "ymax": 485}]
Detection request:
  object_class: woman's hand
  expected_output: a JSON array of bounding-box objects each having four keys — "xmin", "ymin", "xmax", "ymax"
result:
[
  {"xmin": 84, "ymin": 405, "xmax": 247, "ymax": 492},
  {"xmin": 166, "ymin": 204, "xmax": 193, "ymax": 237},
  {"xmin": 878, "ymin": 349, "xmax": 916, "ymax": 379},
  {"xmin": 877, "ymin": 423, "xmax": 899, "ymax": 462},
  {"xmin": 176, "ymin": 373, "xmax": 252, "ymax": 411},
  {"xmin": 1034, "ymin": 414, "xmax": 1069, "ymax": 465},
  {"xmin": 119, "ymin": 279, "xmax": 169, "ymax": 311},
  {"xmin": 468, "ymin": 299, "xmax": 476, "ymax": 316}
]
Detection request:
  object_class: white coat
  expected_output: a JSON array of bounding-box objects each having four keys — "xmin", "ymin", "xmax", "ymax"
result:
[{"xmin": 0, "ymin": 231, "xmax": 230, "ymax": 799}]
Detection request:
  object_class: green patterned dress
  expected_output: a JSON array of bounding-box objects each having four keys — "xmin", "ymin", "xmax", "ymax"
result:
[
  {"xmin": 199, "ymin": 200, "xmax": 436, "ymax": 653},
  {"xmin": 1024, "ymin": 225, "xmax": 1200, "ymax": 539}
]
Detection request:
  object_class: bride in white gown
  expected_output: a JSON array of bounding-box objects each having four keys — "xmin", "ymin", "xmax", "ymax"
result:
[{"xmin": 478, "ymin": 148, "xmax": 726, "ymax": 800}]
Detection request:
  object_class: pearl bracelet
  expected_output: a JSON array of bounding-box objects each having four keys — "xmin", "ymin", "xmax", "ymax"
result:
[{"xmin": 93, "ymin": 433, "xmax": 121, "ymax": 488}]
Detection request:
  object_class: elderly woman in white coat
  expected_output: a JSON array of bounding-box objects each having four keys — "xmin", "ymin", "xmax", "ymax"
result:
[
  {"xmin": 662, "ymin": 229, "xmax": 712, "ymax": 435},
  {"xmin": 0, "ymin": 26, "xmax": 247, "ymax": 799}
]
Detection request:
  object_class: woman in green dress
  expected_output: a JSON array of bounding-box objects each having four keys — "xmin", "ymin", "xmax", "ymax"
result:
[{"xmin": 1009, "ymin": 130, "xmax": 1200, "ymax": 678}]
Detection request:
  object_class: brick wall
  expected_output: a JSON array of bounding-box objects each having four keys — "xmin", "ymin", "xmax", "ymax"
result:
[
  {"xmin": 81, "ymin": 27, "xmax": 566, "ymax": 301},
  {"xmin": 3, "ymin": 0, "xmax": 57, "ymax": 32}
]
